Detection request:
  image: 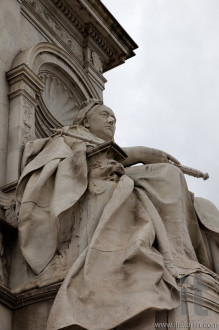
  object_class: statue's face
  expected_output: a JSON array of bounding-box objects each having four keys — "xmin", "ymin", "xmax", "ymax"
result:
[{"xmin": 85, "ymin": 105, "xmax": 116, "ymax": 141}]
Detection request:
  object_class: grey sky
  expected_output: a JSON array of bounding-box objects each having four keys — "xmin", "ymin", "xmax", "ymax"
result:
[{"xmin": 102, "ymin": 0, "xmax": 219, "ymax": 208}]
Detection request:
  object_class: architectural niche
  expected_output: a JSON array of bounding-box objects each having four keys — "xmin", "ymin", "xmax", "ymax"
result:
[
  {"xmin": 6, "ymin": 42, "xmax": 100, "ymax": 182},
  {"xmin": 37, "ymin": 64, "xmax": 89, "ymax": 137}
]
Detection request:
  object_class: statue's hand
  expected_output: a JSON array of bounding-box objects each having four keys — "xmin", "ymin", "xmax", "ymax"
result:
[
  {"xmin": 122, "ymin": 146, "xmax": 180, "ymax": 167},
  {"xmin": 144, "ymin": 147, "xmax": 180, "ymax": 165}
]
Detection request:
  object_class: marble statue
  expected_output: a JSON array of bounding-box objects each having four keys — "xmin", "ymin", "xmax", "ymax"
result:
[{"xmin": 16, "ymin": 100, "xmax": 219, "ymax": 330}]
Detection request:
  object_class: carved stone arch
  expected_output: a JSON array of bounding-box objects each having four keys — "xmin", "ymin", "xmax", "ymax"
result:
[
  {"xmin": 10, "ymin": 42, "xmax": 100, "ymax": 138},
  {"xmin": 6, "ymin": 42, "xmax": 101, "ymax": 182}
]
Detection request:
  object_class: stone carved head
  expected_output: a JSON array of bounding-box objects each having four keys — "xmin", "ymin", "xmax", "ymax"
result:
[
  {"xmin": 83, "ymin": 105, "xmax": 116, "ymax": 141},
  {"xmin": 74, "ymin": 100, "xmax": 116, "ymax": 141}
]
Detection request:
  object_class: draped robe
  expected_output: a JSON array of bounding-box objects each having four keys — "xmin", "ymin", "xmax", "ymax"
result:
[{"xmin": 16, "ymin": 126, "xmax": 219, "ymax": 330}]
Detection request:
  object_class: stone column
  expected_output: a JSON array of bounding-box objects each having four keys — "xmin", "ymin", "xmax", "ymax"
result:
[{"xmin": 6, "ymin": 64, "xmax": 44, "ymax": 184}]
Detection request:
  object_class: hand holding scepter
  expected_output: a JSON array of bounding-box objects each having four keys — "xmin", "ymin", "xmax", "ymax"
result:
[{"xmin": 51, "ymin": 128, "xmax": 209, "ymax": 180}]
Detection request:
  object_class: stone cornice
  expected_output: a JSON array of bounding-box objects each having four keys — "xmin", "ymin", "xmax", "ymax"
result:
[
  {"xmin": 51, "ymin": 0, "xmax": 85, "ymax": 34},
  {"xmin": 80, "ymin": 0, "xmax": 138, "ymax": 52},
  {"xmin": 1, "ymin": 276, "xmax": 218, "ymax": 313},
  {"xmin": 86, "ymin": 23, "xmax": 113, "ymax": 58},
  {"xmin": 50, "ymin": 0, "xmax": 114, "ymax": 58},
  {"xmin": 50, "ymin": 0, "xmax": 138, "ymax": 71},
  {"xmin": 0, "ymin": 285, "xmax": 16, "ymax": 309},
  {"xmin": 0, "ymin": 283, "xmax": 61, "ymax": 309},
  {"xmin": 20, "ymin": 0, "xmax": 137, "ymax": 71},
  {"xmin": 7, "ymin": 64, "xmax": 45, "ymax": 103}
]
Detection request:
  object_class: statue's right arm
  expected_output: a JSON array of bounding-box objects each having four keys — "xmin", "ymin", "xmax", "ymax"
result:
[{"xmin": 121, "ymin": 146, "xmax": 180, "ymax": 167}]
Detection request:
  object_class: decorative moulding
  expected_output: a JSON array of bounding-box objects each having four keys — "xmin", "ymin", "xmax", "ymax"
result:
[
  {"xmin": 11, "ymin": 42, "xmax": 98, "ymax": 99},
  {"xmin": 7, "ymin": 64, "xmax": 45, "ymax": 104},
  {"xmin": 21, "ymin": 0, "xmax": 138, "ymax": 72},
  {"xmin": 0, "ymin": 282, "xmax": 61, "ymax": 309},
  {"xmin": 56, "ymin": 0, "xmax": 138, "ymax": 71},
  {"xmin": 22, "ymin": 0, "xmax": 84, "ymax": 64}
]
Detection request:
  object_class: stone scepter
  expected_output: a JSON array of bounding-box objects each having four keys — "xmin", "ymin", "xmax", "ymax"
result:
[{"xmin": 51, "ymin": 128, "xmax": 209, "ymax": 180}]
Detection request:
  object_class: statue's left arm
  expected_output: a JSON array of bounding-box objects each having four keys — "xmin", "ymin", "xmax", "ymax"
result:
[{"xmin": 121, "ymin": 146, "xmax": 180, "ymax": 167}]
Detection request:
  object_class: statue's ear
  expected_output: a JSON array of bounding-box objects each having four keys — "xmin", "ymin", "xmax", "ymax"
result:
[{"xmin": 83, "ymin": 117, "xmax": 90, "ymax": 128}]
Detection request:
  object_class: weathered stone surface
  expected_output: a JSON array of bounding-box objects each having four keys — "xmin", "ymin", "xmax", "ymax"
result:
[
  {"xmin": 0, "ymin": 1, "xmax": 218, "ymax": 330},
  {"xmin": 0, "ymin": 304, "xmax": 12, "ymax": 330},
  {"xmin": 0, "ymin": 0, "xmax": 21, "ymax": 187},
  {"xmin": 1, "ymin": 0, "xmax": 137, "ymax": 187},
  {"xmin": 0, "ymin": 103, "xmax": 10, "ymax": 185},
  {"xmin": 0, "ymin": 1, "xmax": 138, "ymax": 328},
  {"xmin": 0, "ymin": 283, "xmax": 60, "ymax": 330},
  {"xmin": 15, "ymin": 102, "xmax": 218, "ymax": 330},
  {"xmin": 13, "ymin": 300, "xmax": 53, "ymax": 330}
]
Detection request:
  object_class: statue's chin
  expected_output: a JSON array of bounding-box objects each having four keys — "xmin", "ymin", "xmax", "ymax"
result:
[
  {"xmin": 95, "ymin": 133, "xmax": 114, "ymax": 142},
  {"xmin": 89, "ymin": 127, "xmax": 115, "ymax": 142}
]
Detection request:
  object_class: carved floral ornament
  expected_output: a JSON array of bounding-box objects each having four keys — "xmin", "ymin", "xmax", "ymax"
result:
[{"xmin": 8, "ymin": 42, "xmax": 100, "ymax": 138}]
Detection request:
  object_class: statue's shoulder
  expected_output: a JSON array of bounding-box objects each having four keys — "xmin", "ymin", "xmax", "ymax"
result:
[{"xmin": 20, "ymin": 127, "xmax": 73, "ymax": 176}]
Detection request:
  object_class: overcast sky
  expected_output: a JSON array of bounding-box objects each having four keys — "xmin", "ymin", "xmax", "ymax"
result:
[{"xmin": 102, "ymin": 0, "xmax": 219, "ymax": 208}]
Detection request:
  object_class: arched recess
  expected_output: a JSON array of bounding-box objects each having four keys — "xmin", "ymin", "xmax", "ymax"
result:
[
  {"xmin": 6, "ymin": 42, "xmax": 100, "ymax": 183},
  {"xmin": 11, "ymin": 42, "xmax": 100, "ymax": 137}
]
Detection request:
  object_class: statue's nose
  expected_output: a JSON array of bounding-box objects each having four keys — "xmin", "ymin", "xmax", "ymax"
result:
[{"xmin": 108, "ymin": 116, "xmax": 115, "ymax": 124}]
